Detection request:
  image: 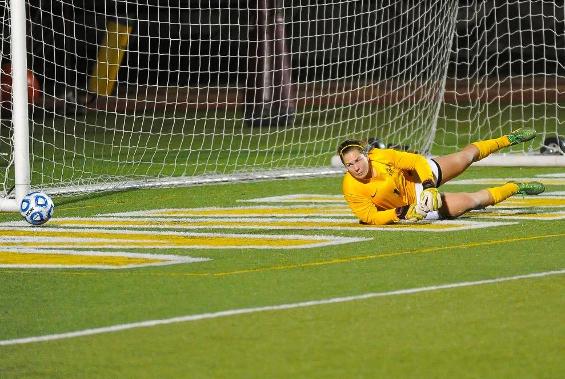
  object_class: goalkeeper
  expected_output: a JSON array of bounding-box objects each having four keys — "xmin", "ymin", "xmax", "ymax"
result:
[{"xmin": 338, "ymin": 128, "xmax": 545, "ymax": 224}]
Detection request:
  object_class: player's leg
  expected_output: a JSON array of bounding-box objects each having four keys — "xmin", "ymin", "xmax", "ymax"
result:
[
  {"xmin": 432, "ymin": 128, "xmax": 537, "ymax": 185},
  {"xmin": 438, "ymin": 181, "xmax": 545, "ymax": 218},
  {"xmin": 438, "ymin": 190, "xmax": 491, "ymax": 218}
]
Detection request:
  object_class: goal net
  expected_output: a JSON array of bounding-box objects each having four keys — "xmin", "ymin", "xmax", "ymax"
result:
[
  {"xmin": 1, "ymin": 1, "xmax": 563, "ymax": 206},
  {"xmin": 436, "ymin": 1, "xmax": 565, "ymax": 164}
]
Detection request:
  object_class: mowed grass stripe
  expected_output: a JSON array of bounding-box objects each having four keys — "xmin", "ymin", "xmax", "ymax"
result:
[
  {"xmin": 450, "ymin": 177, "xmax": 565, "ymax": 186},
  {"xmin": 1, "ymin": 269, "xmax": 563, "ymax": 347},
  {"xmin": 493, "ymin": 197, "xmax": 565, "ymax": 208},
  {"xmin": 466, "ymin": 210, "xmax": 565, "ymax": 220},
  {"xmin": 106, "ymin": 205, "xmax": 352, "ymax": 217},
  {"xmin": 2, "ymin": 233, "xmax": 562, "ymax": 277},
  {"xmin": 36, "ymin": 217, "xmax": 512, "ymax": 232},
  {"xmin": 204, "ymin": 232, "xmax": 565, "ymax": 277}
]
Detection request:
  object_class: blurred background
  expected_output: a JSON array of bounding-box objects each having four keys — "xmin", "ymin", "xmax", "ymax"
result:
[
  {"xmin": 0, "ymin": 1, "xmax": 563, "ymax": 196},
  {"xmin": 2, "ymin": 0, "xmax": 564, "ymax": 107}
]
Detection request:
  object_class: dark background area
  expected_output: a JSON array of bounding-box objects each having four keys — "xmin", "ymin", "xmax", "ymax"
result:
[{"xmin": 1, "ymin": 0, "xmax": 564, "ymax": 97}]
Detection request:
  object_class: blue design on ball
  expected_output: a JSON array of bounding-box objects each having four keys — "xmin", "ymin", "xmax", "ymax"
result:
[
  {"xmin": 34, "ymin": 194, "xmax": 48, "ymax": 207},
  {"xmin": 29, "ymin": 212, "xmax": 46, "ymax": 225},
  {"xmin": 20, "ymin": 191, "xmax": 54, "ymax": 226},
  {"xmin": 20, "ymin": 198, "xmax": 31, "ymax": 213}
]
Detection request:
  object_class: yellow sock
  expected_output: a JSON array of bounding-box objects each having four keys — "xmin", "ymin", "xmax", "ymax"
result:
[
  {"xmin": 471, "ymin": 136, "xmax": 511, "ymax": 160},
  {"xmin": 486, "ymin": 182, "xmax": 519, "ymax": 205}
]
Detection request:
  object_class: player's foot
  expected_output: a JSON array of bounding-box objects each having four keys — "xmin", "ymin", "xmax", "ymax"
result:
[
  {"xmin": 506, "ymin": 128, "xmax": 537, "ymax": 146},
  {"xmin": 510, "ymin": 181, "xmax": 545, "ymax": 195}
]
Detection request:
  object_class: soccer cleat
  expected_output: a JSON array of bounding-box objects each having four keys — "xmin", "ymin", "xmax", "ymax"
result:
[
  {"xmin": 511, "ymin": 181, "xmax": 546, "ymax": 195},
  {"xmin": 506, "ymin": 128, "xmax": 537, "ymax": 146}
]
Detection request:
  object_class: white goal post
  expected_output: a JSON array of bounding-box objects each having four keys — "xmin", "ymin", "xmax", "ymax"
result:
[
  {"xmin": 1, "ymin": 1, "xmax": 564, "ymax": 212},
  {"xmin": 0, "ymin": 0, "xmax": 30, "ymax": 211}
]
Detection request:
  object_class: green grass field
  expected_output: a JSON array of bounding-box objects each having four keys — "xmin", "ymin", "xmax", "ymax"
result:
[{"xmin": 0, "ymin": 166, "xmax": 564, "ymax": 378}]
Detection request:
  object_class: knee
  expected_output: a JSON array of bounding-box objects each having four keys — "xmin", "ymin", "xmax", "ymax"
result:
[
  {"xmin": 448, "ymin": 147, "xmax": 476, "ymax": 169},
  {"xmin": 463, "ymin": 144, "xmax": 480, "ymax": 163}
]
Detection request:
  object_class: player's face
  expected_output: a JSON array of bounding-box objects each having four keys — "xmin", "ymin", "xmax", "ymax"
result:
[{"xmin": 342, "ymin": 150, "xmax": 370, "ymax": 179}]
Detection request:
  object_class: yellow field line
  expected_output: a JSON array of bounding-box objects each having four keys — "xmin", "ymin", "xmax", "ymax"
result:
[
  {"xmin": 2, "ymin": 232, "xmax": 563, "ymax": 278},
  {"xmin": 206, "ymin": 232, "xmax": 565, "ymax": 277}
]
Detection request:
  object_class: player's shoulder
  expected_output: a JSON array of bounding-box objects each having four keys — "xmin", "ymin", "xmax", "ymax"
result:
[
  {"xmin": 368, "ymin": 148, "xmax": 398, "ymax": 162},
  {"xmin": 342, "ymin": 171, "xmax": 371, "ymax": 193},
  {"xmin": 342, "ymin": 171, "xmax": 359, "ymax": 189},
  {"xmin": 342, "ymin": 171, "xmax": 353, "ymax": 184}
]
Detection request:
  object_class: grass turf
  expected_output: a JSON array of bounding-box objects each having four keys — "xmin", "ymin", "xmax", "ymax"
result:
[{"xmin": 0, "ymin": 166, "xmax": 564, "ymax": 378}]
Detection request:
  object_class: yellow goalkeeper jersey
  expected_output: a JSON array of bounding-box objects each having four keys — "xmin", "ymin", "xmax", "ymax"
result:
[{"xmin": 342, "ymin": 148, "xmax": 435, "ymax": 225}]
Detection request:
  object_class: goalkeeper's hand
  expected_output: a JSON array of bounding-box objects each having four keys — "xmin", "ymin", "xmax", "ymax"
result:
[
  {"xmin": 420, "ymin": 185, "xmax": 442, "ymax": 212},
  {"xmin": 396, "ymin": 204, "xmax": 427, "ymax": 222}
]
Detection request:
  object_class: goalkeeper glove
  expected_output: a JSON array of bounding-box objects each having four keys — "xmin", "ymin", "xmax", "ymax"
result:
[
  {"xmin": 420, "ymin": 181, "xmax": 442, "ymax": 212},
  {"xmin": 396, "ymin": 204, "xmax": 427, "ymax": 222}
]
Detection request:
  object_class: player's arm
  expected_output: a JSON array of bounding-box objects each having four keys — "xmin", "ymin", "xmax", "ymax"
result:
[
  {"xmin": 385, "ymin": 149, "xmax": 442, "ymax": 211},
  {"xmin": 345, "ymin": 193, "xmax": 429, "ymax": 224},
  {"xmin": 344, "ymin": 193, "xmax": 399, "ymax": 225},
  {"xmin": 384, "ymin": 149, "xmax": 435, "ymax": 184},
  {"xmin": 345, "ymin": 194, "xmax": 426, "ymax": 224}
]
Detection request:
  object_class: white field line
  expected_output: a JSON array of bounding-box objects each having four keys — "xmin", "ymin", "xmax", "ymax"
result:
[
  {"xmin": 1, "ymin": 269, "xmax": 564, "ymax": 347},
  {"xmin": 0, "ymin": 248, "xmax": 209, "ymax": 269},
  {"xmin": 448, "ymin": 177, "xmax": 565, "ymax": 185}
]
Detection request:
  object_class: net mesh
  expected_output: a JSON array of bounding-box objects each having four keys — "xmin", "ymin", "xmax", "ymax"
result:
[
  {"xmin": 437, "ymin": 1, "xmax": 565, "ymax": 155},
  {"xmin": 0, "ymin": 1, "xmax": 563, "ymax": 197}
]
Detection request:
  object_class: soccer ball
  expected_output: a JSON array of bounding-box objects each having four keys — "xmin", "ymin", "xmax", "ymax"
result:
[
  {"xmin": 19, "ymin": 191, "xmax": 54, "ymax": 225},
  {"xmin": 330, "ymin": 154, "xmax": 344, "ymax": 168}
]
